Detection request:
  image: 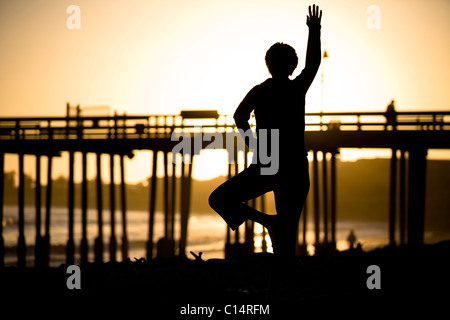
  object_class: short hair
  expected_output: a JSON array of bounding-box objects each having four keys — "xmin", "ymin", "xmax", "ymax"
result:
[{"xmin": 265, "ymin": 43, "xmax": 298, "ymax": 77}]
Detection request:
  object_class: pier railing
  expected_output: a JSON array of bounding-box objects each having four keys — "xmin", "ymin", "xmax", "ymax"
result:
[{"xmin": 1, "ymin": 110, "xmax": 449, "ymax": 142}]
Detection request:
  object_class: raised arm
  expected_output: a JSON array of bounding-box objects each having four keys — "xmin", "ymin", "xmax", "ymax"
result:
[{"xmin": 296, "ymin": 4, "xmax": 322, "ymax": 88}]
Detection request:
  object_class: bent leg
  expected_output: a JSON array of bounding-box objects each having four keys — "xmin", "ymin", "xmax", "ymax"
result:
[{"xmin": 209, "ymin": 165, "xmax": 276, "ymax": 230}]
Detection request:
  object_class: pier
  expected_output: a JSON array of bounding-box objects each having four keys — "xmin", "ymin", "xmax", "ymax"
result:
[{"xmin": 1, "ymin": 105, "xmax": 449, "ymax": 267}]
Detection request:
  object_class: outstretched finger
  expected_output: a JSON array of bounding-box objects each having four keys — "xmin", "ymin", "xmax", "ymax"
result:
[
  {"xmin": 319, "ymin": 9, "xmax": 322, "ymax": 21},
  {"xmin": 313, "ymin": 4, "xmax": 316, "ymax": 16},
  {"xmin": 309, "ymin": 5, "xmax": 312, "ymax": 18}
]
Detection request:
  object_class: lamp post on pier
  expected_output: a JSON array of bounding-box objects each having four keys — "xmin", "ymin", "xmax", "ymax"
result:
[{"xmin": 320, "ymin": 50, "xmax": 329, "ymax": 129}]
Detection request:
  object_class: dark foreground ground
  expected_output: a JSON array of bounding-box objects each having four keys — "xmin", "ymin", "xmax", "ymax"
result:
[{"xmin": 1, "ymin": 242, "xmax": 450, "ymax": 318}]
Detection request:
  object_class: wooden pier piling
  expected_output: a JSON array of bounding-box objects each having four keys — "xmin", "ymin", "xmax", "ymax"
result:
[
  {"xmin": 170, "ymin": 153, "xmax": 176, "ymax": 242},
  {"xmin": 34, "ymin": 154, "xmax": 43, "ymax": 267},
  {"xmin": 80, "ymin": 152, "xmax": 89, "ymax": 264},
  {"xmin": 312, "ymin": 150, "xmax": 320, "ymax": 247},
  {"xmin": 109, "ymin": 153, "xmax": 117, "ymax": 262},
  {"xmin": 43, "ymin": 155, "xmax": 53, "ymax": 267},
  {"xmin": 407, "ymin": 148, "xmax": 427, "ymax": 247},
  {"xmin": 322, "ymin": 151, "xmax": 328, "ymax": 244},
  {"xmin": 163, "ymin": 151, "xmax": 169, "ymax": 240},
  {"xmin": 18, "ymin": 153, "xmax": 26, "ymax": 267},
  {"xmin": 157, "ymin": 151, "xmax": 175, "ymax": 258},
  {"xmin": 179, "ymin": 154, "xmax": 193, "ymax": 257},
  {"xmin": 66, "ymin": 151, "xmax": 75, "ymax": 265},
  {"xmin": 389, "ymin": 149, "xmax": 398, "ymax": 246},
  {"xmin": 94, "ymin": 153, "xmax": 104, "ymax": 263},
  {"xmin": 146, "ymin": 150, "xmax": 158, "ymax": 261},
  {"xmin": 330, "ymin": 151, "xmax": 337, "ymax": 247},
  {"xmin": 120, "ymin": 154, "xmax": 128, "ymax": 261},
  {"xmin": 399, "ymin": 150, "xmax": 407, "ymax": 246},
  {"xmin": 0, "ymin": 152, "xmax": 4, "ymax": 267}
]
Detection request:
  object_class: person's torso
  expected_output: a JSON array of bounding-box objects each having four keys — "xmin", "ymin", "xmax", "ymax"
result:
[{"xmin": 252, "ymin": 78, "xmax": 308, "ymax": 162}]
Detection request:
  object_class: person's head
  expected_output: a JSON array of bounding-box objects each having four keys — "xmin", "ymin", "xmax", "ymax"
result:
[{"xmin": 265, "ymin": 42, "xmax": 298, "ymax": 78}]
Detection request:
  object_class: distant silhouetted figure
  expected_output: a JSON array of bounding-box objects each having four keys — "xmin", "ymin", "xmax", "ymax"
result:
[
  {"xmin": 209, "ymin": 5, "xmax": 322, "ymax": 264},
  {"xmin": 347, "ymin": 229, "xmax": 357, "ymax": 250},
  {"xmin": 385, "ymin": 99, "xmax": 397, "ymax": 130}
]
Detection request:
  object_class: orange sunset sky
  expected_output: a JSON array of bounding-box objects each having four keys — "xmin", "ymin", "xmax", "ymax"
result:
[{"xmin": 1, "ymin": 0, "xmax": 449, "ymax": 182}]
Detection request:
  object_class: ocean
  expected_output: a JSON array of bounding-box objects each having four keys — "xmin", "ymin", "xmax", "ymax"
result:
[{"xmin": 1, "ymin": 205, "xmax": 446, "ymax": 267}]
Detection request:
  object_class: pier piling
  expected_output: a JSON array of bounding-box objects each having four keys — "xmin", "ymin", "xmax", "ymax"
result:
[
  {"xmin": 312, "ymin": 150, "xmax": 320, "ymax": 247},
  {"xmin": 18, "ymin": 153, "xmax": 26, "ymax": 268},
  {"xmin": 0, "ymin": 152, "xmax": 4, "ymax": 267},
  {"xmin": 43, "ymin": 155, "xmax": 53, "ymax": 267},
  {"xmin": 120, "ymin": 154, "xmax": 128, "ymax": 261},
  {"xmin": 94, "ymin": 153, "xmax": 104, "ymax": 263},
  {"xmin": 407, "ymin": 148, "xmax": 427, "ymax": 247},
  {"xmin": 80, "ymin": 152, "xmax": 88, "ymax": 264},
  {"xmin": 109, "ymin": 153, "xmax": 117, "ymax": 262},
  {"xmin": 66, "ymin": 151, "xmax": 75, "ymax": 265},
  {"xmin": 146, "ymin": 150, "xmax": 158, "ymax": 261},
  {"xmin": 34, "ymin": 154, "xmax": 43, "ymax": 267},
  {"xmin": 322, "ymin": 151, "xmax": 328, "ymax": 244}
]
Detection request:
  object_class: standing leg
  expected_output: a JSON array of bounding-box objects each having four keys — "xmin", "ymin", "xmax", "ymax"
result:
[
  {"xmin": 273, "ymin": 161, "xmax": 310, "ymax": 262},
  {"xmin": 268, "ymin": 160, "xmax": 310, "ymax": 299}
]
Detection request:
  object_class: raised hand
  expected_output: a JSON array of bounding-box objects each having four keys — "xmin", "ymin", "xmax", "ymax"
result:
[{"xmin": 306, "ymin": 4, "xmax": 322, "ymax": 27}]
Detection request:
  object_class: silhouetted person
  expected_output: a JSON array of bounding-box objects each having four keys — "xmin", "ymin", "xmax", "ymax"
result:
[
  {"xmin": 385, "ymin": 99, "xmax": 397, "ymax": 130},
  {"xmin": 209, "ymin": 5, "xmax": 322, "ymax": 265},
  {"xmin": 347, "ymin": 229, "xmax": 357, "ymax": 250}
]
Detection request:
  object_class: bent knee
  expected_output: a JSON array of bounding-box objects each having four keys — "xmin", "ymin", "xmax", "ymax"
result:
[
  {"xmin": 209, "ymin": 188, "xmax": 225, "ymax": 211},
  {"xmin": 208, "ymin": 190, "xmax": 218, "ymax": 210}
]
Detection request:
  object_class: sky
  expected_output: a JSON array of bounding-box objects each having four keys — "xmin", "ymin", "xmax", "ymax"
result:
[{"xmin": 1, "ymin": 0, "xmax": 450, "ymax": 182}]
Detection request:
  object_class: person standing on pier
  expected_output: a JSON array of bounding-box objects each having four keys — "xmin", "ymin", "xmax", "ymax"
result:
[{"xmin": 209, "ymin": 5, "xmax": 322, "ymax": 264}]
